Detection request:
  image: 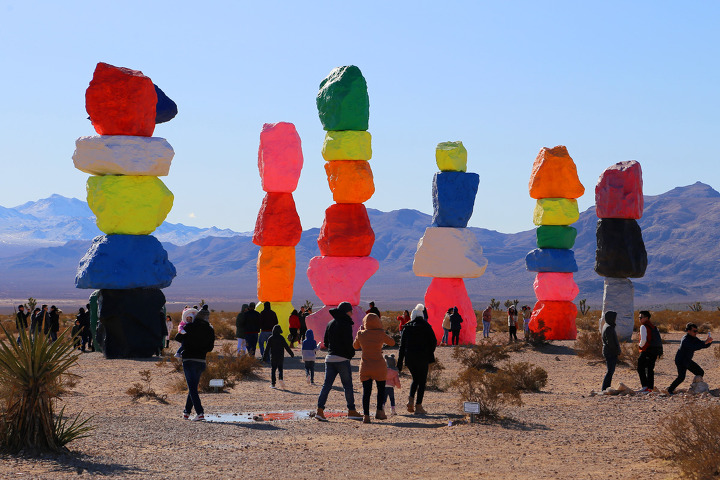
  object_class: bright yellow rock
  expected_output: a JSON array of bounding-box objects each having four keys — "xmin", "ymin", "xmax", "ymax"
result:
[
  {"xmin": 533, "ymin": 198, "xmax": 579, "ymax": 226},
  {"xmin": 256, "ymin": 301, "xmax": 294, "ymax": 336},
  {"xmin": 87, "ymin": 175, "xmax": 173, "ymax": 234},
  {"xmin": 436, "ymin": 141, "xmax": 467, "ymax": 172},
  {"xmin": 322, "ymin": 131, "xmax": 372, "ymax": 161}
]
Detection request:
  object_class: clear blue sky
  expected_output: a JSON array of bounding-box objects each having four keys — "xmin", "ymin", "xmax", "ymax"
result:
[{"xmin": 1, "ymin": 1, "xmax": 719, "ymax": 234}]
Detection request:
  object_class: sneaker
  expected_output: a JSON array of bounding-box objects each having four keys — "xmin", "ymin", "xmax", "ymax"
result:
[
  {"xmin": 315, "ymin": 408, "xmax": 328, "ymax": 422},
  {"xmin": 183, "ymin": 412, "xmax": 190, "ymax": 420},
  {"xmin": 375, "ymin": 409, "xmax": 387, "ymax": 420},
  {"xmin": 414, "ymin": 404, "xmax": 427, "ymax": 415},
  {"xmin": 270, "ymin": 384, "xmax": 276, "ymax": 389},
  {"xmin": 638, "ymin": 387, "xmax": 650, "ymax": 394},
  {"xmin": 191, "ymin": 414, "xmax": 205, "ymax": 422},
  {"xmin": 363, "ymin": 415, "xmax": 371, "ymax": 424},
  {"xmin": 406, "ymin": 400, "xmax": 415, "ymax": 413},
  {"xmin": 347, "ymin": 409, "xmax": 363, "ymax": 420},
  {"xmin": 391, "ymin": 406, "xmax": 396, "ymax": 416}
]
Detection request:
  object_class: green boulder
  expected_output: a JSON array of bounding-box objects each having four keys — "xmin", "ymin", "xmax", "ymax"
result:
[
  {"xmin": 536, "ymin": 225, "xmax": 577, "ymax": 249},
  {"xmin": 317, "ymin": 65, "xmax": 369, "ymax": 131}
]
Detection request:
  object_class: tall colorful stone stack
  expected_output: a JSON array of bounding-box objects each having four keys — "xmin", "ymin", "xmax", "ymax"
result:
[
  {"xmin": 73, "ymin": 62, "xmax": 178, "ymax": 358},
  {"xmin": 595, "ymin": 161, "xmax": 647, "ymax": 340},
  {"xmin": 305, "ymin": 66, "xmax": 379, "ymax": 345},
  {"xmin": 413, "ymin": 142, "xmax": 487, "ymax": 345},
  {"xmin": 253, "ymin": 122, "xmax": 304, "ymax": 332},
  {"xmin": 525, "ymin": 146, "xmax": 584, "ymax": 340}
]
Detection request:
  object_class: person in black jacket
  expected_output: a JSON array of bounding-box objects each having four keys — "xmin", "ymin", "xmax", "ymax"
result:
[
  {"xmin": 77, "ymin": 307, "xmax": 91, "ymax": 352},
  {"xmin": 15, "ymin": 305, "xmax": 29, "ymax": 344},
  {"xmin": 397, "ymin": 304, "xmax": 437, "ymax": 415},
  {"xmin": 45, "ymin": 306, "xmax": 60, "ymax": 342},
  {"xmin": 667, "ymin": 322, "xmax": 713, "ymax": 394},
  {"xmin": 244, "ymin": 302, "xmax": 261, "ymax": 357},
  {"xmin": 259, "ymin": 302, "xmax": 278, "ymax": 358},
  {"xmin": 175, "ymin": 310, "xmax": 215, "ymax": 421},
  {"xmin": 449, "ymin": 306, "xmax": 463, "ymax": 346},
  {"xmin": 263, "ymin": 324, "xmax": 294, "ymax": 389},
  {"xmin": 235, "ymin": 304, "xmax": 249, "ymax": 355},
  {"xmin": 32, "ymin": 305, "xmax": 48, "ymax": 339},
  {"xmin": 316, "ymin": 302, "xmax": 362, "ymax": 422},
  {"xmin": 601, "ymin": 311, "xmax": 620, "ymax": 391}
]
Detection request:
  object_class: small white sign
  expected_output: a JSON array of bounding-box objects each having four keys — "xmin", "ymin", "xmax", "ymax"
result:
[
  {"xmin": 209, "ymin": 379, "xmax": 224, "ymax": 388},
  {"xmin": 463, "ymin": 401, "xmax": 480, "ymax": 414}
]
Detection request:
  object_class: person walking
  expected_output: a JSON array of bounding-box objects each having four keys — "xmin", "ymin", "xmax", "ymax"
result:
[
  {"xmin": 601, "ymin": 311, "xmax": 621, "ymax": 391},
  {"xmin": 449, "ymin": 306, "xmax": 463, "ymax": 346},
  {"xmin": 175, "ymin": 306, "xmax": 215, "ymax": 421},
  {"xmin": 244, "ymin": 302, "xmax": 261, "ymax": 357},
  {"xmin": 262, "ymin": 324, "xmax": 295, "ymax": 389},
  {"xmin": 440, "ymin": 308, "xmax": 452, "ymax": 346},
  {"xmin": 301, "ymin": 329, "xmax": 319, "ymax": 384},
  {"xmin": 15, "ymin": 305, "xmax": 29, "ymax": 344},
  {"xmin": 482, "ymin": 305, "xmax": 492, "ymax": 338},
  {"xmin": 235, "ymin": 304, "xmax": 248, "ymax": 355},
  {"xmin": 259, "ymin": 302, "xmax": 278, "ymax": 358},
  {"xmin": 46, "ymin": 306, "xmax": 60, "ymax": 342},
  {"xmin": 315, "ymin": 302, "xmax": 362, "ymax": 422},
  {"xmin": 507, "ymin": 305, "xmax": 518, "ymax": 343},
  {"xmin": 353, "ymin": 313, "xmax": 395, "ymax": 423},
  {"xmin": 667, "ymin": 323, "xmax": 713, "ymax": 394},
  {"xmin": 637, "ymin": 310, "xmax": 663, "ymax": 392},
  {"xmin": 288, "ymin": 310, "xmax": 301, "ymax": 348},
  {"xmin": 397, "ymin": 304, "xmax": 437, "ymax": 415}
]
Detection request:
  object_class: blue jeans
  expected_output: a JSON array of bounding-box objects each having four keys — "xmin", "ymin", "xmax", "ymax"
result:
[
  {"xmin": 183, "ymin": 360, "xmax": 207, "ymax": 415},
  {"xmin": 258, "ymin": 331, "xmax": 272, "ymax": 357},
  {"xmin": 441, "ymin": 329, "xmax": 449, "ymax": 344},
  {"xmin": 602, "ymin": 355, "xmax": 617, "ymax": 391},
  {"xmin": 483, "ymin": 321, "xmax": 490, "ymax": 338},
  {"xmin": 318, "ymin": 360, "xmax": 355, "ymax": 410}
]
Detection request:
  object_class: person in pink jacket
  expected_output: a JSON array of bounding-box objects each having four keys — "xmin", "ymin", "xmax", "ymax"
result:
[
  {"xmin": 353, "ymin": 313, "xmax": 395, "ymax": 423},
  {"xmin": 383, "ymin": 354, "xmax": 401, "ymax": 416}
]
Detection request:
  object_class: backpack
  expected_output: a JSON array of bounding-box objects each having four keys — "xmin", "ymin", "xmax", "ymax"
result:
[{"xmin": 648, "ymin": 325, "xmax": 663, "ymax": 357}]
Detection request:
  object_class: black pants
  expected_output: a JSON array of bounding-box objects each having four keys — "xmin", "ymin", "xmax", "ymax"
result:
[
  {"xmin": 509, "ymin": 326, "xmax": 518, "ymax": 342},
  {"xmin": 668, "ymin": 360, "xmax": 704, "ymax": 393},
  {"xmin": 289, "ymin": 328, "xmax": 298, "ymax": 345},
  {"xmin": 602, "ymin": 355, "xmax": 617, "ymax": 391},
  {"xmin": 637, "ymin": 351, "xmax": 659, "ymax": 389},
  {"xmin": 362, "ymin": 379, "xmax": 386, "ymax": 415},
  {"xmin": 305, "ymin": 361, "xmax": 315, "ymax": 383},
  {"xmin": 451, "ymin": 329, "xmax": 460, "ymax": 345},
  {"xmin": 407, "ymin": 361, "xmax": 429, "ymax": 405},
  {"xmin": 271, "ymin": 360, "xmax": 284, "ymax": 386}
]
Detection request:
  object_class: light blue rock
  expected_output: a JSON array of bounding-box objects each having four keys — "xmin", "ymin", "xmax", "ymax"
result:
[
  {"xmin": 76, "ymin": 235, "xmax": 176, "ymax": 289},
  {"xmin": 432, "ymin": 171, "xmax": 479, "ymax": 228},
  {"xmin": 525, "ymin": 248, "xmax": 578, "ymax": 273}
]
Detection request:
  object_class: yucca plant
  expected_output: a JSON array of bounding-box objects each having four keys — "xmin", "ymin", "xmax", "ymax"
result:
[{"xmin": 0, "ymin": 324, "xmax": 92, "ymax": 454}]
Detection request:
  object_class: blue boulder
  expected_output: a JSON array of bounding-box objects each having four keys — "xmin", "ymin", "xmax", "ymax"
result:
[
  {"xmin": 154, "ymin": 84, "xmax": 178, "ymax": 124},
  {"xmin": 76, "ymin": 235, "xmax": 176, "ymax": 289},
  {"xmin": 432, "ymin": 171, "xmax": 479, "ymax": 227},
  {"xmin": 525, "ymin": 248, "xmax": 578, "ymax": 273}
]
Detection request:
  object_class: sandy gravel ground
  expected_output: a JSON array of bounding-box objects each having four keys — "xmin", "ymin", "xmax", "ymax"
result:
[{"xmin": 2, "ymin": 330, "xmax": 718, "ymax": 479}]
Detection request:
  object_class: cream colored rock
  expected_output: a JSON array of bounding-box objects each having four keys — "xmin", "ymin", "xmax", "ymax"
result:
[
  {"xmin": 412, "ymin": 227, "xmax": 487, "ymax": 278},
  {"xmin": 73, "ymin": 135, "xmax": 174, "ymax": 176}
]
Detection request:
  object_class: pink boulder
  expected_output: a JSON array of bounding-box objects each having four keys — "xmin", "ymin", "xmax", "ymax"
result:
[
  {"xmin": 424, "ymin": 278, "xmax": 477, "ymax": 345},
  {"xmin": 533, "ymin": 272, "xmax": 579, "ymax": 301},
  {"xmin": 258, "ymin": 122, "xmax": 304, "ymax": 193},
  {"xmin": 305, "ymin": 304, "xmax": 366, "ymax": 348},
  {"xmin": 595, "ymin": 161, "xmax": 643, "ymax": 219},
  {"xmin": 307, "ymin": 256, "xmax": 379, "ymax": 305},
  {"xmin": 528, "ymin": 300, "xmax": 577, "ymax": 340},
  {"xmin": 252, "ymin": 192, "xmax": 302, "ymax": 246}
]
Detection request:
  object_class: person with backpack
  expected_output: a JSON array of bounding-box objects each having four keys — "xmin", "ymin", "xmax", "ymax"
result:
[
  {"xmin": 637, "ymin": 310, "xmax": 663, "ymax": 393},
  {"xmin": 175, "ymin": 305, "xmax": 216, "ymax": 421}
]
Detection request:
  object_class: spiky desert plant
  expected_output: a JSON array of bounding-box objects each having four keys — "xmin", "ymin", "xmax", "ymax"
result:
[{"xmin": 0, "ymin": 324, "xmax": 92, "ymax": 454}]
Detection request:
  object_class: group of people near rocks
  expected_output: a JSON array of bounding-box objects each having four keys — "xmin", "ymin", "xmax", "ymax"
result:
[
  {"xmin": 14, "ymin": 304, "xmax": 64, "ymax": 344},
  {"xmin": 233, "ymin": 302, "xmax": 313, "ymax": 357},
  {"xmin": 601, "ymin": 310, "xmax": 713, "ymax": 394}
]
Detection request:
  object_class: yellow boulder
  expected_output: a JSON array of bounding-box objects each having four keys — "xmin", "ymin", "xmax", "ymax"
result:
[
  {"xmin": 533, "ymin": 198, "xmax": 579, "ymax": 226},
  {"xmin": 87, "ymin": 175, "xmax": 173, "ymax": 235},
  {"xmin": 322, "ymin": 131, "xmax": 372, "ymax": 161},
  {"xmin": 257, "ymin": 246, "xmax": 295, "ymax": 302},
  {"xmin": 436, "ymin": 141, "xmax": 467, "ymax": 172},
  {"xmin": 256, "ymin": 301, "xmax": 294, "ymax": 335}
]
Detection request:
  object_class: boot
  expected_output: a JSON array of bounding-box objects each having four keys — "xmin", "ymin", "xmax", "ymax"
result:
[
  {"xmin": 315, "ymin": 407, "xmax": 327, "ymax": 422},
  {"xmin": 363, "ymin": 415, "xmax": 371, "ymax": 424},
  {"xmin": 414, "ymin": 404, "xmax": 427, "ymax": 415},
  {"xmin": 375, "ymin": 409, "xmax": 387, "ymax": 420},
  {"xmin": 347, "ymin": 409, "xmax": 363, "ymax": 420},
  {"xmin": 406, "ymin": 398, "xmax": 415, "ymax": 413}
]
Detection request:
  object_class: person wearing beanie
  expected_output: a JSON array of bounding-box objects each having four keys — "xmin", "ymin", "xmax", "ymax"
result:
[
  {"xmin": 601, "ymin": 311, "xmax": 621, "ymax": 391},
  {"xmin": 175, "ymin": 304, "xmax": 215, "ymax": 421},
  {"xmin": 397, "ymin": 303, "xmax": 437, "ymax": 415},
  {"xmin": 667, "ymin": 322, "xmax": 713, "ymax": 394},
  {"xmin": 353, "ymin": 313, "xmax": 395, "ymax": 423},
  {"xmin": 316, "ymin": 301, "xmax": 362, "ymax": 422},
  {"xmin": 301, "ymin": 329, "xmax": 319, "ymax": 384},
  {"xmin": 637, "ymin": 310, "xmax": 662, "ymax": 392},
  {"xmin": 383, "ymin": 355, "xmax": 401, "ymax": 416},
  {"xmin": 263, "ymin": 324, "xmax": 294, "ymax": 389}
]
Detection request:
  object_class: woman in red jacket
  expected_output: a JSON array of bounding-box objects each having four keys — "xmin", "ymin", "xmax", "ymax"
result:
[
  {"xmin": 397, "ymin": 310, "xmax": 411, "ymax": 332},
  {"xmin": 288, "ymin": 310, "xmax": 301, "ymax": 348}
]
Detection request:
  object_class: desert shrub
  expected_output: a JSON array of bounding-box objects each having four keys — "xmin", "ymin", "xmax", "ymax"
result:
[
  {"xmin": 426, "ymin": 359, "xmax": 446, "ymax": 391},
  {"xmin": 651, "ymin": 401, "xmax": 720, "ymax": 479},
  {"xmin": 452, "ymin": 341, "xmax": 510, "ymax": 371},
  {"xmin": 450, "ymin": 367, "xmax": 522, "ymax": 419},
  {"xmin": 170, "ymin": 344, "xmax": 263, "ymax": 393},
  {"xmin": 574, "ymin": 329, "xmax": 603, "ymax": 360},
  {"xmin": 126, "ymin": 370, "xmax": 168, "ymax": 404},
  {"xmin": 380, "ymin": 316, "xmax": 399, "ymax": 334},
  {"xmin": 501, "ymin": 362, "xmax": 548, "ymax": 392},
  {"xmin": 212, "ymin": 317, "xmax": 235, "ymax": 340},
  {"xmin": 526, "ymin": 320, "xmax": 550, "ymax": 348},
  {"xmin": 620, "ymin": 342, "xmax": 640, "ymax": 369},
  {"xmin": 575, "ymin": 312, "xmax": 601, "ymax": 332}
]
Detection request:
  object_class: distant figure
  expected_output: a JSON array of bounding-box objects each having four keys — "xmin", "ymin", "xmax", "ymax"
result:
[
  {"xmin": 667, "ymin": 323, "xmax": 712, "ymax": 394},
  {"xmin": 507, "ymin": 306, "xmax": 518, "ymax": 343},
  {"xmin": 30, "ymin": 307, "xmax": 42, "ymax": 340},
  {"xmin": 601, "ymin": 311, "xmax": 621, "ymax": 391},
  {"xmin": 235, "ymin": 304, "xmax": 249, "ymax": 355},
  {"xmin": 353, "ymin": 313, "xmax": 395, "ymax": 423},
  {"xmin": 244, "ymin": 302, "xmax": 261, "ymax": 357},
  {"xmin": 366, "ymin": 301, "xmax": 381, "ymax": 317},
  {"xmin": 482, "ymin": 305, "xmax": 492, "ymax": 338},
  {"xmin": 175, "ymin": 305, "xmax": 215, "ymax": 421},
  {"xmin": 76, "ymin": 307, "xmax": 91, "ymax": 351},
  {"xmin": 301, "ymin": 329, "xmax": 319, "ymax": 384},
  {"xmin": 449, "ymin": 306, "xmax": 463, "ymax": 346},
  {"xmin": 263, "ymin": 324, "xmax": 294, "ymax": 389},
  {"xmin": 288, "ymin": 309, "xmax": 301, "ymax": 348},
  {"xmin": 71, "ymin": 319, "xmax": 82, "ymax": 349},
  {"xmin": 299, "ymin": 306, "xmax": 309, "ymax": 342},
  {"xmin": 397, "ymin": 304, "xmax": 437, "ymax": 415},
  {"xmin": 46, "ymin": 306, "xmax": 60, "ymax": 342},
  {"xmin": 440, "ymin": 308, "xmax": 452, "ymax": 346},
  {"xmin": 165, "ymin": 315, "xmax": 174, "ymax": 349},
  {"xmin": 521, "ymin": 305, "xmax": 532, "ymax": 339},
  {"xmin": 637, "ymin": 310, "xmax": 662, "ymax": 392},
  {"xmin": 384, "ymin": 354, "xmax": 401, "ymax": 416},
  {"xmin": 397, "ymin": 310, "xmax": 411, "ymax": 332},
  {"xmin": 15, "ymin": 305, "xmax": 28, "ymax": 344},
  {"xmin": 259, "ymin": 302, "xmax": 278, "ymax": 357}
]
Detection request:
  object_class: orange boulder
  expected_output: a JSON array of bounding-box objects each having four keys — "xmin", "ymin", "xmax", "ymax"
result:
[
  {"xmin": 324, "ymin": 161, "xmax": 375, "ymax": 204},
  {"xmin": 318, "ymin": 204, "xmax": 374, "ymax": 257},
  {"xmin": 528, "ymin": 145, "xmax": 585, "ymax": 199},
  {"xmin": 257, "ymin": 246, "xmax": 295, "ymax": 302}
]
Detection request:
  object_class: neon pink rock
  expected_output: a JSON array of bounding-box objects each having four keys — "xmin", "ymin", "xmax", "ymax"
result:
[
  {"xmin": 258, "ymin": 122, "xmax": 304, "ymax": 193},
  {"xmin": 424, "ymin": 278, "xmax": 476, "ymax": 345},
  {"xmin": 533, "ymin": 272, "xmax": 579, "ymax": 301},
  {"xmin": 307, "ymin": 256, "xmax": 379, "ymax": 306},
  {"xmin": 595, "ymin": 160, "xmax": 643, "ymax": 219},
  {"xmin": 305, "ymin": 304, "xmax": 367, "ymax": 348}
]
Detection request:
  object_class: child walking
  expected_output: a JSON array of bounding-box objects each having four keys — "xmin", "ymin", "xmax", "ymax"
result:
[
  {"xmin": 263, "ymin": 324, "xmax": 294, "ymax": 389},
  {"xmin": 301, "ymin": 329, "xmax": 319, "ymax": 384},
  {"xmin": 384, "ymin": 354, "xmax": 401, "ymax": 415}
]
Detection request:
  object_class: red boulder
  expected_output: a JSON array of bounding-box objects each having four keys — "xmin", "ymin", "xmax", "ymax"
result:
[
  {"xmin": 253, "ymin": 193, "xmax": 302, "ymax": 246},
  {"xmin": 317, "ymin": 204, "xmax": 374, "ymax": 256},
  {"xmin": 529, "ymin": 300, "xmax": 577, "ymax": 340},
  {"xmin": 595, "ymin": 161, "xmax": 643, "ymax": 219}
]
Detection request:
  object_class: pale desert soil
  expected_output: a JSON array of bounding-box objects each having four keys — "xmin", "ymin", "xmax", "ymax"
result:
[{"xmin": 2, "ymin": 330, "xmax": 718, "ymax": 480}]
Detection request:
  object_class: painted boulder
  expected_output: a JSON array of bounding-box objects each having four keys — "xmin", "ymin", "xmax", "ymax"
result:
[
  {"xmin": 317, "ymin": 65, "xmax": 369, "ymax": 131},
  {"xmin": 528, "ymin": 145, "xmax": 585, "ymax": 199},
  {"xmin": 435, "ymin": 141, "xmax": 467, "ymax": 172},
  {"xmin": 253, "ymin": 192, "xmax": 302, "ymax": 246},
  {"xmin": 413, "ymin": 227, "xmax": 487, "ymax": 278},
  {"xmin": 600, "ymin": 277, "xmax": 635, "ymax": 341},
  {"xmin": 525, "ymin": 248, "xmax": 578, "ymax": 273},
  {"xmin": 317, "ymin": 204, "xmax": 375, "ymax": 257},
  {"xmin": 76, "ymin": 234, "xmax": 176, "ymax": 289},
  {"xmin": 73, "ymin": 135, "xmax": 174, "ymax": 176},
  {"xmin": 529, "ymin": 300, "xmax": 577, "ymax": 340},
  {"xmin": 154, "ymin": 84, "xmax": 178, "ymax": 124},
  {"xmin": 258, "ymin": 122, "xmax": 304, "ymax": 193},
  {"xmin": 533, "ymin": 272, "xmax": 579, "ymax": 301},
  {"xmin": 322, "ymin": 131, "xmax": 372, "ymax": 161},
  {"xmin": 595, "ymin": 160, "xmax": 644, "ymax": 219},
  {"xmin": 307, "ymin": 256, "xmax": 379, "ymax": 305},
  {"xmin": 424, "ymin": 278, "xmax": 476, "ymax": 345},
  {"xmin": 85, "ymin": 62, "xmax": 157, "ymax": 137},
  {"xmin": 255, "ymin": 301, "xmax": 294, "ymax": 336},
  {"xmin": 595, "ymin": 218, "xmax": 647, "ymax": 278},
  {"xmin": 536, "ymin": 225, "xmax": 577, "ymax": 249},
  {"xmin": 533, "ymin": 198, "xmax": 579, "ymax": 226},
  {"xmin": 305, "ymin": 304, "xmax": 367, "ymax": 348},
  {"xmin": 324, "ymin": 160, "xmax": 375, "ymax": 204},
  {"xmin": 257, "ymin": 246, "xmax": 295, "ymax": 302},
  {"xmin": 431, "ymin": 171, "xmax": 479, "ymax": 228}
]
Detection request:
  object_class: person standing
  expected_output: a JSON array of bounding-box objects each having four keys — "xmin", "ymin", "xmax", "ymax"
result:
[
  {"xmin": 298, "ymin": 305, "xmax": 309, "ymax": 342},
  {"xmin": 165, "ymin": 315, "xmax": 174, "ymax": 349},
  {"xmin": 316, "ymin": 302, "xmax": 362, "ymax": 422},
  {"xmin": 637, "ymin": 310, "xmax": 662, "ymax": 392},
  {"xmin": 366, "ymin": 301, "xmax": 381, "ymax": 317},
  {"xmin": 449, "ymin": 306, "xmax": 463, "ymax": 346},
  {"xmin": 15, "ymin": 305, "xmax": 29, "ymax": 344},
  {"xmin": 397, "ymin": 310, "xmax": 411, "ymax": 332},
  {"xmin": 507, "ymin": 306, "xmax": 518, "ymax": 343},
  {"xmin": 175, "ymin": 306, "xmax": 215, "ymax": 421},
  {"xmin": 235, "ymin": 304, "xmax": 248, "ymax": 355},
  {"xmin": 601, "ymin": 311, "xmax": 621, "ymax": 391},
  {"xmin": 288, "ymin": 309, "xmax": 301, "ymax": 348},
  {"xmin": 353, "ymin": 313, "xmax": 395, "ymax": 423},
  {"xmin": 32, "ymin": 305, "xmax": 48, "ymax": 338},
  {"xmin": 46, "ymin": 306, "xmax": 60, "ymax": 342},
  {"xmin": 76, "ymin": 307, "xmax": 91, "ymax": 352},
  {"xmin": 244, "ymin": 302, "xmax": 261, "ymax": 357},
  {"xmin": 521, "ymin": 305, "xmax": 532, "ymax": 339},
  {"xmin": 482, "ymin": 305, "xmax": 492, "ymax": 338},
  {"xmin": 301, "ymin": 329, "xmax": 319, "ymax": 384},
  {"xmin": 397, "ymin": 304, "xmax": 437, "ymax": 415},
  {"xmin": 440, "ymin": 308, "xmax": 452, "ymax": 346},
  {"xmin": 259, "ymin": 302, "xmax": 278, "ymax": 358},
  {"xmin": 667, "ymin": 323, "xmax": 713, "ymax": 394}
]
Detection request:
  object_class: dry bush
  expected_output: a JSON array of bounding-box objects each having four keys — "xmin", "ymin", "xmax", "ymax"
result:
[
  {"xmin": 126, "ymin": 370, "xmax": 168, "ymax": 404},
  {"xmin": 450, "ymin": 367, "xmax": 522, "ymax": 419},
  {"xmin": 212, "ymin": 317, "xmax": 235, "ymax": 340},
  {"xmin": 651, "ymin": 401, "xmax": 720, "ymax": 479},
  {"xmin": 380, "ymin": 316, "xmax": 399, "ymax": 334},
  {"xmin": 651, "ymin": 310, "xmax": 720, "ymax": 332},
  {"xmin": 526, "ymin": 319, "xmax": 550, "ymax": 348},
  {"xmin": 575, "ymin": 312, "xmax": 602, "ymax": 332},
  {"xmin": 452, "ymin": 340, "xmax": 510, "ymax": 371},
  {"xmin": 574, "ymin": 329, "xmax": 603, "ymax": 360},
  {"xmin": 426, "ymin": 359, "xmax": 446, "ymax": 391},
  {"xmin": 169, "ymin": 344, "xmax": 263, "ymax": 393},
  {"xmin": 501, "ymin": 362, "xmax": 548, "ymax": 392},
  {"xmin": 620, "ymin": 342, "xmax": 640, "ymax": 369}
]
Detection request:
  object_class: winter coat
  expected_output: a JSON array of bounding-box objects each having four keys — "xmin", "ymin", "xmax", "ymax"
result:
[
  {"xmin": 397, "ymin": 313, "xmax": 411, "ymax": 331},
  {"xmin": 260, "ymin": 303, "xmax": 278, "ymax": 332},
  {"xmin": 244, "ymin": 308, "xmax": 261, "ymax": 334},
  {"xmin": 601, "ymin": 312, "xmax": 621, "ymax": 358},
  {"xmin": 386, "ymin": 367, "xmax": 401, "ymax": 389},
  {"xmin": 482, "ymin": 307, "xmax": 492, "ymax": 322},
  {"xmin": 45, "ymin": 309, "xmax": 60, "ymax": 334},
  {"xmin": 442, "ymin": 313, "xmax": 452, "ymax": 330},
  {"xmin": 235, "ymin": 304, "xmax": 248, "ymax": 338},
  {"xmin": 449, "ymin": 308, "xmax": 463, "ymax": 331},
  {"xmin": 675, "ymin": 334, "xmax": 711, "ymax": 366},
  {"xmin": 353, "ymin": 313, "xmax": 395, "ymax": 381},
  {"xmin": 289, "ymin": 313, "xmax": 301, "ymax": 330},
  {"xmin": 397, "ymin": 317, "xmax": 437, "ymax": 370},
  {"xmin": 301, "ymin": 330, "xmax": 318, "ymax": 362},
  {"xmin": 324, "ymin": 304, "xmax": 356, "ymax": 360},
  {"xmin": 15, "ymin": 310, "xmax": 28, "ymax": 330},
  {"xmin": 366, "ymin": 306, "xmax": 381, "ymax": 317},
  {"xmin": 263, "ymin": 325, "xmax": 294, "ymax": 363},
  {"xmin": 175, "ymin": 318, "xmax": 215, "ymax": 361}
]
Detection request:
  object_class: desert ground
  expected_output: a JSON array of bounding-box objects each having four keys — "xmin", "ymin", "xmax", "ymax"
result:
[{"xmin": 1, "ymin": 320, "xmax": 718, "ymax": 480}]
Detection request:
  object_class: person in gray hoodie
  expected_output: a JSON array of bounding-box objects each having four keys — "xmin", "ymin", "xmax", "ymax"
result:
[{"xmin": 601, "ymin": 311, "xmax": 621, "ymax": 391}]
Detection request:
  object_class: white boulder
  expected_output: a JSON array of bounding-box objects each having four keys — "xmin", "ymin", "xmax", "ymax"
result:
[
  {"xmin": 601, "ymin": 277, "xmax": 634, "ymax": 341},
  {"xmin": 412, "ymin": 227, "xmax": 487, "ymax": 278},
  {"xmin": 73, "ymin": 135, "xmax": 174, "ymax": 176}
]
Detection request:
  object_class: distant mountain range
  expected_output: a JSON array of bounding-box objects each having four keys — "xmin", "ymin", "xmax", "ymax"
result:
[{"xmin": 1, "ymin": 182, "xmax": 719, "ymax": 311}]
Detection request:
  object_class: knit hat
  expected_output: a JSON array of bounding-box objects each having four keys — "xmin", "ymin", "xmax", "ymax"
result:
[{"xmin": 411, "ymin": 304, "xmax": 425, "ymax": 321}]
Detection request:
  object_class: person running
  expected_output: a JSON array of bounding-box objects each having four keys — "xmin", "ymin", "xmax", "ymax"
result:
[
  {"xmin": 353, "ymin": 313, "xmax": 395, "ymax": 423},
  {"xmin": 482, "ymin": 305, "xmax": 492, "ymax": 338},
  {"xmin": 601, "ymin": 311, "xmax": 621, "ymax": 391},
  {"xmin": 175, "ymin": 305, "xmax": 215, "ymax": 421},
  {"xmin": 666, "ymin": 323, "xmax": 713, "ymax": 394},
  {"xmin": 507, "ymin": 305, "xmax": 518, "ymax": 343},
  {"xmin": 262, "ymin": 324, "xmax": 294, "ymax": 389},
  {"xmin": 449, "ymin": 306, "xmax": 463, "ymax": 346},
  {"xmin": 235, "ymin": 304, "xmax": 248, "ymax": 355},
  {"xmin": 244, "ymin": 302, "xmax": 261, "ymax": 357},
  {"xmin": 637, "ymin": 310, "xmax": 662, "ymax": 392},
  {"xmin": 397, "ymin": 304, "xmax": 437, "ymax": 415}
]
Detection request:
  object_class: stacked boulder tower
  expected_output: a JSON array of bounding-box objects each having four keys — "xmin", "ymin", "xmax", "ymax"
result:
[
  {"xmin": 73, "ymin": 62, "xmax": 178, "ymax": 358},
  {"xmin": 412, "ymin": 142, "xmax": 487, "ymax": 345},
  {"xmin": 305, "ymin": 66, "xmax": 379, "ymax": 344},
  {"xmin": 525, "ymin": 146, "xmax": 584, "ymax": 340},
  {"xmin": 253, "ymin": 122, "xmax": 304, "ymax": 333},
  {"xmin": 595, "ymin": 161, "xmax": 647, "ymax": 340}
]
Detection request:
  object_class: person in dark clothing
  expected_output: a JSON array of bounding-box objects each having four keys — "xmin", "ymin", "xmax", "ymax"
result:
[
  {"xmin": 85, "ymin": 303, "xmax": 95, "ymax": 352},
  {"xmin": 299, "ymin": 306, "xmax": 309, "ymax": 342},
  {"xmin": 71, "ymin": 319, "xmax": 82, "ymax": 349},
  {"xmin": 32, "ymin": 305, "xmax": 48, "ymax": 339},
  {"xmin": 175, "ymin": 310, "xmax": 215, "ymax": 421},
  {"xmin": 244, "ymin": 302, "xmax": 261, "ymax": 356},
  {"xmin": 601, "ymin": 311, "xmax": 621, "ymax": 391},
  {"xmin": 46, "ymin": 306, "xmax": 60, "ymax": 342},
  {"xmin": 637, "ymin": 310, "xmax": 662, "ymax": 392},
  {"xmin": 15, "ymin": 305, "xmax": 29, "ymax": 344},
  {"xmin": 366, "ymin": 301, "xmax": 381, "ymax": 317},
  {"xmin": 262, "ymin": 324, "xmax": 295, "ymax": 389},
  {"xmin": 397, "ymin": 304, "xmax": 437, "ymax": 415},
  {"xmin": 76, "ymin": 307, "xmax": 91, "ymax": 352},
  {"xmin": 316, "ymin": 301, "xmax": 362, "ymax": 422},
  {"xmin": 667, "ymin": 323, "xmax": 712, "ymax": 394},
  {"xmin": 449, "ymin": 306, "xmax": 463, "ymax": 346},
  {"xmin": 259, "ymin": 302, "xmax": 278, "ymax": 358},
  {"xmin": 235, "ymin": 304, "xmax": 249, "ymax": 355}
]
